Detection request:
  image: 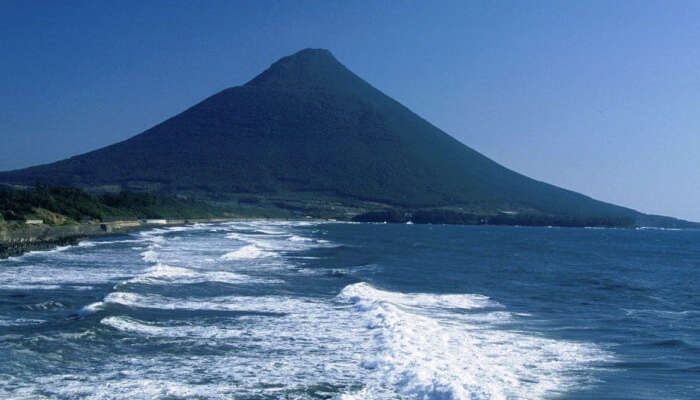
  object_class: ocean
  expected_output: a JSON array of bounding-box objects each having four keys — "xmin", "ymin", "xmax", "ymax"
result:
[{"xmin": 0, "ymin": 221, "xmax": 698, "ymax": 399}]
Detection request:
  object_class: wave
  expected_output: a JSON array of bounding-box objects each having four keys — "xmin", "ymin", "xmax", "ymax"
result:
[
  {"xmin": 122, "ymin": 263, "xmax": 277, "ymax": 285},
  {"xmin": 0, "ymin": 283, "xmax": 62, "ymax": 290},
  {"xmin": 223, "ymin": 224, "xmax": 334, "ymax": 256},
  {"xmin": 0, "ymin": 317, "xmax": 45, "ymax": 327},
  {"xmin": 254, "ymin": 228, "xmax": 287, "ymax": 235},
  {"xmin": 337, "ymin": 282, "xmax": 611, "ymax": 400},
  {"xmin": 78, "ymin": 238, "xmax": 147, "ymax": 248},
  {"xmin": 339, "ymin": 281, "xmax": 495, "ymax": 311},
  {"xmin": 17, "ymin": 376, "xmax": 237, "ymax": 400},
  {"xmin": 101, "ymin": 316, "xmax": 244, "ymax": 338},
  {"xmin": 224, "ymin": 232, "xmax": 250, "ymax": 241},
  {"xmin": 138, "ymin": 233, "xmax": 166, "ymax": 263},
  {"xmin": 23, "ymin": 300, "xmax": 66, "ymax": 311},
  {"xmin": 102, "ymin": 291, "xmax": 318, "ymax": 314},
  {"xmin": 79, "ymin": 301, "xmax": 105, "ymax": 315},
  {"xmin": 220, "ymin": 244, "xmax": 271, "ymax": 260},
  {"xmin": 635, "ymin": 226, "xmax": 683, "ymax": 231},
  {"xmin": 3, "ymin": 244, "xmax": 75, "ymax": 262},
  {"xmin": 288, "ymin": 235, "xmax": 312, "ymax": 242},
  {"xmin": 4, "ymin": 220, "xmax": 621, "ymax": 399},
  {"xmin": 140, "ymin": 249, "xmax": 159, "ymax": 262},
  {"xmin": 0, "ymin": 262, "xmax": 136, "ymax": 291}
]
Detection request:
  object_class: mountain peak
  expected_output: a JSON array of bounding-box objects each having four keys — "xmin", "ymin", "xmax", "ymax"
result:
[
  {"xmin": 245, "ymin": 48, "xmax": 366, "ymax": 92},
  {"xmin": 287, "ymin": 48, "xmax": 336, "ymax": 61},
  {"xmin": 2, "ymin": 48, "xmax": 678, "ymax": 228}
]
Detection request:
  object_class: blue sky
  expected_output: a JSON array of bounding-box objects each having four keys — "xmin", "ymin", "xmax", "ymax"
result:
[{"xmin": 1, "ymin": 1, "xmax": 698, "ymax": 220}]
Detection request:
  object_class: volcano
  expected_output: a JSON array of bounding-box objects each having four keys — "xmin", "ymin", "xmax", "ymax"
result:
[{"xmin": 0, "ymin": 49, "xmax": 692, "ymax": 227}]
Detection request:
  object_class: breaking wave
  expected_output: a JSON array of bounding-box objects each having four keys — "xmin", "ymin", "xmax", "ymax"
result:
[
  {"xmin": 122, "ymin": 263, "xmax": 269, "ymax": 285},
  {"xmin": 220, "ymin": 244, "xmax": 271, "ymax": 260},
  {"xmin": 0, "ymin": 220, "xmax": 622, "ymax": 400},
  {"xmin": 337, "ymin": 282, "xmax": 612, "ymax": 400},
  {"xmin": 101, "ymin": 316, "xmax": 244, "ymax": 339}
]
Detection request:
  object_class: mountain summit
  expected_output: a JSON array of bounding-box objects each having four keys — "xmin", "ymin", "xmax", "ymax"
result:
[
  {"xmin": 246, "ymin": 48, "xmax": 358, "ymax": 89},
  {"xmin": 0, "ymin": 49, "xmax": 692, "ymax": 227}
]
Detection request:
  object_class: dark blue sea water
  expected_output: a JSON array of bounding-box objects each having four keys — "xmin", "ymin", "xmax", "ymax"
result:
[{"xmin": 1, "ymin": 221, "xmax": 698, "ymax": 399}]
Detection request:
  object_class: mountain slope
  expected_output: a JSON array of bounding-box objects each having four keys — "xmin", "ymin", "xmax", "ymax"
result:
[{"xmin": 0, "ymin": 49, "xmax": 692, "ymax": 226}]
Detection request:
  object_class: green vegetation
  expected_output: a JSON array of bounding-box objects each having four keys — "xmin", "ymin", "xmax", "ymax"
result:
[{"xmin": 0, "ymin": 184, "xmax": 229, "ymax": 227}]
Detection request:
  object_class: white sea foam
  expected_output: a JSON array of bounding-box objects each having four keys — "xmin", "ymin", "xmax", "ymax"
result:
[
  {"xmin": 140, "ymin": 250, "xmax": 159, "ymax": 262},
  {"xmin": 122, "ymin": 263, "xmax": 274, "ymax": 285},
  {"xmin": 51, "ymin": 281, "xmax": 611, "ymax": 400},
  {"xmin": 21, "ymin": 375, "xmax": 239, "ymax": 400},
  {"xmin": 223, "ymin": 222, "xmax": 332, "ymax": 255},
  {"xmin": 254, "ymin": 228, "xmax": 287, "ymax": 235},
  {"xmin": 18, "ymin": 245, "xmax": 74, "ymax": 259},
  {"xmin": 289, "ymin": 235, "xmax": 312, "ymax": 242},
  {"xmin": 103, "ymin": 291, "xmax": 318, "ymax": 314},
  {"xmin": 138, "ymin": 233, "xmax": 166, "ymax": 263},
  {"xmin": 79, "ymin": 238, "xmax": 146, "ymax": 247},
  {"xmin": 224, "ymin": 232, "xmax": 249, "ymax": 241},
  {"xmin": 79, "ymin": 301, "xmax": 105, "ymax": 315},
  {"xmin": 101, "ymin": 316, "xmax": 244, "ymax": 338},
  {"xmin": 1, "ymin": 220, "xmax": 613, "ymax": 400},
  {"xmin": 0, "ymin": 317, "xmax": 45, "ymax": 327},
  {"xmin": 164, "ymin": 226, "xmax": 192, "ymax": 233},
  {"xmin": 1, "ymin": 244, "xmax": 77, "ymax": 262},
  {"xmin": 340, "ymin": 281, "xmax": 495, "ymax": 310},
  {"xmin": 0, "ymin": 284, "xmax": 62, "ymax": 290},
  {"xmin": 337, "ymin": 282, "xmax": 611, "ymax": 400},
  {"xmin": 220, "ymin": 244, "xmax": 271, "ymax": 260},
  {"xmin": 635, "ymin": 226, "xmax": 683, "ymax": 231},
  {"xmin": 24, "ymin": 300, "xmax": 66, "ymax": 311},
  {"xmin": 0, "ymin": 262, "xmax": 140, "ymax": 291}
]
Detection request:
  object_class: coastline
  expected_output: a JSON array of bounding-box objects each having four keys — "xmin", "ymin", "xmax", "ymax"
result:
[
  {"xmin": 3, "ymin": 217, "xmax": 695, "ymax": 260},
  {"xmin": 0, "ymin": 218, "xmax": 238, "ymax": 259}
]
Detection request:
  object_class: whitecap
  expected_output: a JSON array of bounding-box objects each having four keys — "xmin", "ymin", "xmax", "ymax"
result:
[
  {"xmin": 101, "ymin": 316, "xmax": 243, "ymax": 338},
  {"xmin": 0, "ymin": 317, "xmax": 45, "ymax": 327},
  {"xmin": 220, "ymin": 245, "xmax": 271, "ymax": 260},
  {"xmin": 337, "ymin": 282, "xmax": 612, "ymax": 400},
  {"xmin": 0, "ymin": 284, "xmax": 62, "ymax": 290},
  {"xmin": 288, "ymin": 235, "xmax": 312, "ymax": 242},
  {"xmin": 140, "ymin": 250, "xmax": 159, "ymax": 263},
  {"xmin": 123, "ymin": 263, "xmax": 270, "ymax": 285},
  {"xmin": 79, "ymin": 301, "xmax": 105, "ymax": 315},
  {"xmin": 103, "ymin": 291, "xmax": 319, "ymax": 314},
  {"xmin": 339, "ymin": 281, "xmax": 495, "ymax": 310},
  {"xmin": 0, "ymin": 262, "xmax": 142, "ymax": 290}
]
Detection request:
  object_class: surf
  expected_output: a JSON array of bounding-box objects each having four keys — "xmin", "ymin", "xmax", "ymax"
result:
[{"xmin": 337, "ymin": 282, "xmax": 612, "ymax": 400}]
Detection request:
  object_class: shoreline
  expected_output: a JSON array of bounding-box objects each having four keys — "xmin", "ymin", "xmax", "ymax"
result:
[
  {"xmin": 3, "ymin": 217, "xmax": 693, "ymax": 260},
  {"xmin": 0, "ymin": 218, "xmax": 251, "ymax": 260}
]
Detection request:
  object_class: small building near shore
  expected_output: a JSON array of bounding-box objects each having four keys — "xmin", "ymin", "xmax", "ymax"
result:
[
  {"xmin": 145, "ymin": 219, "xmax": 168, "ymax": 225},
  {"xmin": 25, "ymin": 219, "xmax": 43, "ymax": 225}
]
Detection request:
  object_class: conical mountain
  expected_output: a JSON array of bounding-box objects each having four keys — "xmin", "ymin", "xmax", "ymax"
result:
[{"xmin": 0, "ymin": 49, "xmax": 689, "ymax": 226}]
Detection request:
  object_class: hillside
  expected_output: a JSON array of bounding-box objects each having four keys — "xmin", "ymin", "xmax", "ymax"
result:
[
  {"xmin": 0, "ymin": 49, "xmax": 695, "ymax": 227},
  {"xmin": 0, "ymin": 185, "xmax": 229, "ymax": 229}
]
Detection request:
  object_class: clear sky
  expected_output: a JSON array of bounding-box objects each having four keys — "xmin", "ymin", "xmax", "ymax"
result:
[{"xmin": 1, "ymin": 1, "xmax": 698, "ymax": 221}]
